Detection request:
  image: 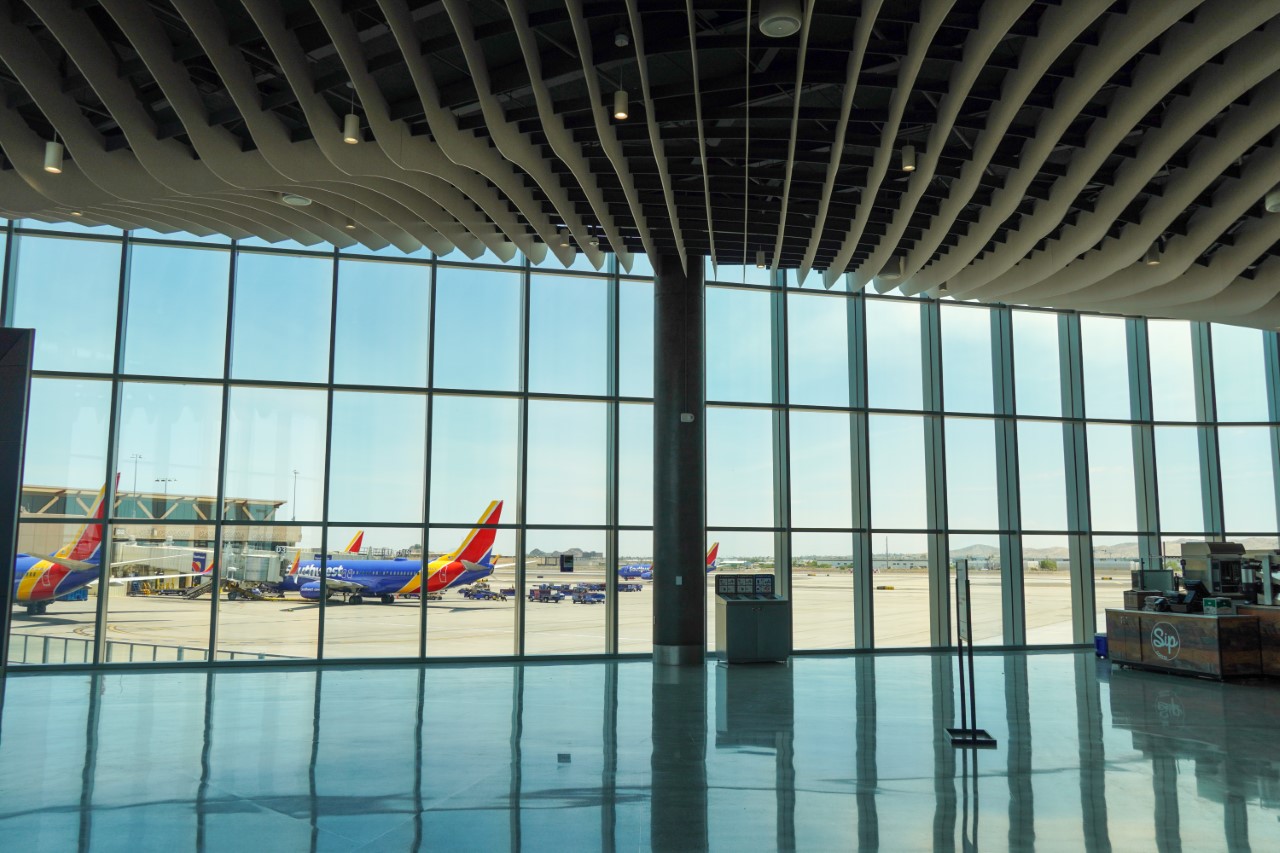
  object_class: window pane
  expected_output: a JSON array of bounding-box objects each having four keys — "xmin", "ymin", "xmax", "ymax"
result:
[
  {"xmin": 333, "ymin": 259, "xmax": 430, "ymax": 387},
  {"xmin": 791, "ymin": 532, "xmax": 854, "ymax": 650},
  {"xmin": 1093, "ymin": 535, "xmax": 1136, "ymax": 633},
  {"xmin": 1022, "ymin": 534, "xmax": 1074, "ymax": 644},
  {"xmin": 523, "ymin": 529, "xmax": 605, "ymax": 655},
  {"xmin": 1147, "ymin": 320, "xmax": 1196, "ymax": 422},
  {"xmin": 525, "ymin": 400, "xmax": 607, "ymax": 525},
  {"xmin": 321, "ymin": 525, "xmax": 423, "ymax": 659},
  {"xmin": 949, "ymin": 534, "xmax": 1002, "ymax": 645},
  {"xmin": 788, "ymin": 411, "xmax": 852, "ymax": 528},
  {"xmin": 22, "ymin": 379, "xmax": 111, "ymax": 516},
  {"xmin": 619, "ymin": 281, "xmax": 654, "ymax": 398},
  {"xmin": 103, "ymin": 523, "xmax": 213, "ymax": 663},
  {"xmin": 116, "ymin": 383, "xmax": 223, "ymax": 520},
  {"xmin": 1013, "ymin": 311, "xmax": 1061, "ymax": 417},
  {"xmin": 123, "ymin": 244, "xmax": 229, "ymax": 378},
  {"xmin": 706, "ymin": 407, "xmax": 775, "ymax": 527},
  {"xmin": 868, "ymin": 415, "xmax": 926, "ymax": 529},
  {"xmin": 425, "ymin": 525, "xmax": 516, "ymax": 657},
  {"xmin": 625, "ymin": 254, "xmax": 654, "ymax": 277},
  {"xmin": 532, "ymin": 249, "xmax": 598, "ymax": 272},
  {"xmin": 1218, "ymin": 427, "xmax": 1277, "ymax": 531},
  {"xmin": 1017, "ymin": 421, "xmax": 1068, "ymax": 531},
  {"xmin": 945, "ymin": 418, "xmax": 999, "ymax": 530},
  {"xmin": 1212, "ymin": 325, "xmax": 1269, "ymax": 422},
  {"xmin": 528, "ymin": 274, "xmax": 608, "ymax": 395},
  {"xmin": 706, "ymin": 287, "xmax": 773, "ymax": 403},
  {"xmin": 433, "ymin": 267, "xmax": 522, "ymax": 391},
  {"xmin": 616, "ymin": 529, "xmax": 653, "ymax": 653},
  {"xmin": 941, "ymin": 305, "xmax": 993, "ymax": 413},
  {"xmin": 9, "ymin": 522, "xmax": 101, "ymax": 663},
  {"xmin": 223, "ymin": 387, "xmax": 328, "ymax": 522},
  {"xmin": 429, "ymin": 395, "xmax": 519, "ymax": 525},
  {"xmin": 1154, "ymin": 426, "xmax": 1204, "ymax": 532},
  {"xmin": 1081, "ymin": 316, "xmax": 1130, "ymax": 419},
  {"xmin": 1086, "ymin": 424, "xmax": 1138, "ymax": 531},
  {"xmin": 618, "ymin": 403, "xmax": 653, "ymax": 526},
  {"xmin": 328, "ymin": 392, "xmax": 426, "ymax": 523},
  {"xmin": 871, "ymin": 531, "xmax": 929, "ymax": 647},
  {"xmin": 231, "ymin": 252, "xmax": 332, "ymax": 383},
  {"xmin": 217, "ymin": 526, "xmax": 315, "ymax": 660},
  {"xmin": 866, "ymin": 298, "xmax": 922, "ymax": 410},
  {"xmin": 10, "ymin": 235, "xmax": 120, "ymax": 372},
  {"xmin": 787, "ymin": 293, "xmax": 849, "ymax": 407}
]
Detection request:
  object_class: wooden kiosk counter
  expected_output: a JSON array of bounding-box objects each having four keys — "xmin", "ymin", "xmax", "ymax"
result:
[{"xmin": 1105, "ymin": 609, "xmax": 1263, "ymax": 680}]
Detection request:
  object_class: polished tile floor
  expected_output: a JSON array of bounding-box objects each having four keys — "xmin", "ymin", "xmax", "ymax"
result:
[{"xmin": 1, "ymin": 651, "xmax": 1278, "ymax": 851}]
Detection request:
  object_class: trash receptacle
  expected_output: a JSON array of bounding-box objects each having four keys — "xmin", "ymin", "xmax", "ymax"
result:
[{"xmin": 714, "ymin": 574, "xmax": 791, "ymax": 663}]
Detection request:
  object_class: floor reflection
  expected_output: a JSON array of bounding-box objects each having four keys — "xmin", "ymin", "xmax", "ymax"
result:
[{"xmin": 1, "ymin": 651, "xmax": 1278, "ymax": 851}]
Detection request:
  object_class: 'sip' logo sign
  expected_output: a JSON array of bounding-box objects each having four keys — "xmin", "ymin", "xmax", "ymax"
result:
[{"xmin": 1151, "ymin": 622, "xmax": 1181, "ymax": 661}]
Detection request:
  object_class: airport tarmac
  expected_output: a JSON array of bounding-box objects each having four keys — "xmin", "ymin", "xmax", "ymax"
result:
[{"xmin": 7, "ymin": 572, "xmax": 1126, "ymax": 664}]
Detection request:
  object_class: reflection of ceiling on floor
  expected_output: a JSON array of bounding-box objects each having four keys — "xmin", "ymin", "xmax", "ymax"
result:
[{"xmin": 2, "ymin": 2, "xmax": 1279, "ymax": 325}]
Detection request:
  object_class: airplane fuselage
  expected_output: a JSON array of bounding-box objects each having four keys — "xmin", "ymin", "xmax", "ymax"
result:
[
  {"xmin": 12, "ymin": 555, "xmax": 99, "ymax": 605},
  {"xmin": 291, "ymin": 556, "xmax": 492, "ymax": 600}
]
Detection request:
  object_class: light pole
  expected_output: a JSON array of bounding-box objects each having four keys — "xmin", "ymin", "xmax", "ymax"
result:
[
  {"xmin": 155, "ymin": 477, "xmax": 176, "ymax": 517},
  {"xmin": 292, "ymin": 469, "xmax": 299, "ymax": 522},
  {"xmin": 128, "ymin": 453, "xmax": 143, "ymax": 517}
]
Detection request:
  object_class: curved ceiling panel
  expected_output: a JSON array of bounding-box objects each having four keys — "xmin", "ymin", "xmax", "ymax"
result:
[{"xmin": 0, "ymin": 1, "xmax": 1276, "ymax": 327}]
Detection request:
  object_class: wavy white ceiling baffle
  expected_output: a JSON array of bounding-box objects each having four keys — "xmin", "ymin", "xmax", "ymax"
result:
[{"xmin": 1, "ymin": 1, "xmax": 1278, "ymax": 328}]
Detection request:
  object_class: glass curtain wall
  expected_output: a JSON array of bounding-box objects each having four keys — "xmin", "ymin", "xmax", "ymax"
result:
[
  {"xmin": 706, "ymin": 269, "xmax": 1280, "ymax": 651},
  {"xmin": 6, "ymin": 218, "xmax": 1280, "ymax": 662},
  {"xmin": 2, "ymin": 220, "xmax": 653, "ymax": 665}
]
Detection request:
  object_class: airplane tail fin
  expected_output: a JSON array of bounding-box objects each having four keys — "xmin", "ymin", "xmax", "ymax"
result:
[
  {"xmin": 287, "ymin": 549, "xmax": 302, "ymax": 576},
  {"xmin": 343, "ymin": 531, "xmax": 364, "ymax": 554},
  {"xmin": 446, "ymin": 501, "xmax": 504, "ymax": 564},
  {"xmin": 191, "ymin": 551, "xmax": 212, "ymax": 575},
  {"xmin": 705, "ymin": 541, "xmax": 720, "ymax": 572},
  {"xmin": 51, "ymin": 477, "xmax": 116, "ymax": 566}
]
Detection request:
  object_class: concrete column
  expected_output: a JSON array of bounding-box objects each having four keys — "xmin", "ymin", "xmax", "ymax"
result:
[{"xmin": 653, "ymin": 254, "xmax": 706, "ymax": 665}]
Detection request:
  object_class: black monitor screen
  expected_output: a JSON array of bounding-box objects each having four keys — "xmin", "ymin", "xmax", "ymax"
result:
[{"xmin": 1184, "ymin": 579, "xmax": 1211, "ymax": 604}]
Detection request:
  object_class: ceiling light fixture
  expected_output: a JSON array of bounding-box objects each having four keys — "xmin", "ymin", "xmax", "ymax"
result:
[
  {"xmin": 557, "ymin": 227, "xmax": 571, "ymax": 248},
  {"xmin": 344, "ymin": 218, "xmax": 357, "ymax": 231},
  {"xmin": 589, "ymin": 226, "xmax": 600, "ymax": 248},
  {"xmin": 281, "ymin": 193, "xmax": 313, "ymax": 207},
  {"xmin": 1143, "ymin": 242, "xmax": 1161, "ymax": 267},
  {"xmin": 44, "ymin": 139, "xmax": 64, "ymax": 174},
  {"xmin": 1266, "ymin": 186, "xmax": 1280, "ymax": 213},
  {"xmin": 613, "ymin": 89, "xmax": 629, "ymax": 121},
  {"xmin": 343, "ymin": 83, "xmax": 360, "ymax": 144},
  {"xmin": 756, "ymin": 250, "xmax": 766, "ymax": 269},
  {"xmin": 759, "ymin": 0, "xmax": 802, "ymax": 37},
  {"xmin": 615, "ymin": 30, "xmax": 630, "ymax": 48},
  {"xmin": 901, "ymin": 144, "xmax": 917, "ymax": 172},
  {"xmin": 70, "ymin": 210, "xmax": 83, "ymax": 217}
]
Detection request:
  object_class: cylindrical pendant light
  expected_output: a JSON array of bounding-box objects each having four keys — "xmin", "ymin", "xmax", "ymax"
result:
[
  {"xmin": 1266, "ymin": 186, "xmax": 1280, "ymax": 213},
  {"xmin": 344, "ymin": 218, "xmax": 357, "ymax": 231},
  {"xmin": 755, "ymin": 250, "xmax": 766, "ymax": 269},
  {"xmin": 1143, "ymin": 243, "xmax": 1161, "ymax": 267},
  {"xmin": 557, "ymin": 227, "xmax": 571, "ymax": 248},
  {"xmin": 343, "ymin": 113, "xmax": 360, "ymax": 144},
  {"xmin": 901, "ymin": 144, "xmax": 916, "ymax": 172},
  {"xmin": 613, "ymin": 89, "xmax": 629, "ymax": 121},
  {"xmin": 44, "ymin": 140, "xmax": 64, "ymax": 174}
]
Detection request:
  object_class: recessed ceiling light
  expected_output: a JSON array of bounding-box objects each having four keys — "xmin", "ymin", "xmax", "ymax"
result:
[
  {"xmin": 281, "ymin": 193, "xmax": 312, "ymax": 207},
  {"xmin": 759, "ymin": 0, "xmax": 802, "ymax": 37}
]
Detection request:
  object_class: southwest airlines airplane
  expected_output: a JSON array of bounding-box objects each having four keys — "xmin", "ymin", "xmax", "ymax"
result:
[
  {"xmin": 619, "ymin": 542, "xmax": 720, "ymax": 581},
  {"xmin": 281, "ymin": 501, "xmax": 504, "ymax": 604},
  {"xmin": 10, "ymin": 482, "xmax": 212, "ymax": 614}
]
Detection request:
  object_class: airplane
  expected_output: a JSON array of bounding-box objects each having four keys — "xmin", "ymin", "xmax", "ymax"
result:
[
  {"xmin": 619, "ymin": 542, "xmax": 720, "ymax": 581},
  {"xmin": 11, "ymin": 481, "xmax": 214, "ymax": 614},
  {"xmin": 284, "ymin": 501, "xmax": 505, "ymax": 604}
]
